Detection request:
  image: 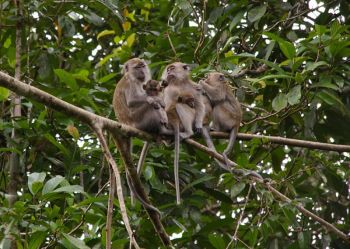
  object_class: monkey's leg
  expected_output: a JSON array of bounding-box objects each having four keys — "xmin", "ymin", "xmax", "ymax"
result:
[
  {"xmin": 222, "ymin": 128, "xmax": 238, "ymax": 167},
  {"xmin": 176, "ymin": 104, "xmax": 194, "ymax": 139},
  {"xmin": 174, "ymin": 123, "xmax": 181, "ymax": 205},
  {"xmin": 202, "ymin": 126, "xmax": 215, "ymax": 150},
  {"xmin": 202, "ymin": 126, "xmax": 231, "ymax": 171}
]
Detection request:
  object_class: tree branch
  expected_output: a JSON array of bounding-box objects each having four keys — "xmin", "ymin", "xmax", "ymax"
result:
[
  {"xmin": 0, "ymin": 71, "xmax": 349, "ymax": 242},
  {"xmin": 94, "ymin": 125, "xmax": 140, "ymax": 249},
  {"xmin": 211, "ymin": 132, "xmax": 350, "ymax": 153}
]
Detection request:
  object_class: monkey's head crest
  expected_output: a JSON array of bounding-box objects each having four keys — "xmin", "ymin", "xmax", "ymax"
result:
[
  {"xmin": 161, "ymin": 62, "xmax": 191, "ymax": 83},
  {"xmin": 205, "ymin": 72, "xmax": 227, "ymax": 86},
  {"xmin": 123, "ymin": 58, "xmax": 151, "ymax": 83}
]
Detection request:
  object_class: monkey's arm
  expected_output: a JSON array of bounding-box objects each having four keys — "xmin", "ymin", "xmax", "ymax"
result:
[
  {"xmin": 193, "ymin": 91, "xmax": 206, "ymax": 131},
  {"xmin": 125, "ymin": 87, "xmax": 155, "ymax": 108},
  {"xmin": 199, "ymin": 80, "xmax": 225, "ymax": 102}
]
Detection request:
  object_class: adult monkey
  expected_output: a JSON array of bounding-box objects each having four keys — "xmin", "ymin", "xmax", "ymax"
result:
[
  {"xmin": 113, "ymin": 58, "xmax": 163, "ymax": 213},
  {"xmin": 199, "ymin": 72, "xmax": 242, "ymax": 167},
  {"xmin": 161, "ymin": 62, "xmax": 210, "ymax": 205}
]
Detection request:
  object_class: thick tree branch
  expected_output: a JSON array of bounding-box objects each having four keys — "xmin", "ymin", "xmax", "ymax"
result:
[{"xmin": 0, "ymin": 72, "xmax": 349, "ymax": 242}]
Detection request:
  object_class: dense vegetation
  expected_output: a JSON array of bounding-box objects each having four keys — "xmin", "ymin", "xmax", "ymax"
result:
[{"xmin": 0, "ymin": 0, "xmax": 349, "ymax": 248}]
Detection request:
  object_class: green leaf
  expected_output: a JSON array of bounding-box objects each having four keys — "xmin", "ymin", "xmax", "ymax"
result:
[
  {"xmin": 53, "ymin": 185, "xmax": 84, "ymax": 194},
  {"xmin": 73, "ymin": 69, "xmax": 90, "ymax": 83},
  {"xmin": 97, "ymin": 73, "xmax": 117, "ymax": 83},
  {"xmin": 126, "ymin": 33, "xmax": 136, "ymax": 47},
  {"xmin": 97, "ymin": 29, "xmax": 115, "ymax": 40},
  {"xmin": 54, "ymin": 69, "xmax": 78, "ymax": 90},
  {"xmin": 0, "ymin": 87, "xmax": 10, "ymax": 101},
  {"xmin": 28, "ymin": 231, "xmax": 46, "ymax": 249},
  {"xmin": 60, "ymin": 233, "xmax": 89, "ymax": 249},
  {"xmin": 304, "ymin": 61, "xmax": 328, "ymax": 71},
  {"xmin": 248, "ymin": 5, "xmax": 267, "ymax": 23},
  {"xmin": 272, "ymin": 93, "xmax": 288, "ymax": 111},
  {"xmin": 208, "ymin": 234, "xmax": 225, "ymax": 249},
  {"xmin": 144, "ymin": 165, "xmax": 154, "ymax": 180},
  {"xmin": 310, "ymin": 82, "xmax": 339, "ymax": 91},
  {"xmin": 279, "ymin": 40, "xmax": 295, "ymax": 59},
  {"xmin": 4, "ymin": 36, "xmax": 11, "ymax": 48},
  {"xmin": 316, "ymin": 90, "xmax": 346, "ymax": 114},
  {"xmin": 44, "ymin": 133, "xmax": 69, "ymax": 157},
  {"xmin": 42, "ymin": 176, "xmax": 65, "ymax": 195},
  {"xmin": 28, "ymin": 172, "xmax": 46, "ymax": 195},
  {"xmin": 230, "ymin": 182, "xmax": 246, "ymax": 198},
  {"xmin": 182, "ymin": 175, "xmax": 215, "ymax": 192},
  {"xmin": 287, "ymin": 85, "xmax": 301, "ymax": 105}
]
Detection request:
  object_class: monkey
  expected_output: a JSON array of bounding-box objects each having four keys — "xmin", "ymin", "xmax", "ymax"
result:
[
  {"xmin": 161, "ymin": 62, "xmax": 208, "ymax": 205},
  {"xmin": 199, "ymin": 72, "xmax": 242, "ymax": 168},
  {"xmin": 113, "ymin": 58, "xmax": 163, "ymax": 213}
]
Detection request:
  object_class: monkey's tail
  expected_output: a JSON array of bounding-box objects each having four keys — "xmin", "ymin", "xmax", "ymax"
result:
[
  {"xmin": 174, "ymin": 124, "xmax": 181, "ymax": 205},
  {"xmin": 130, "ymin": 141, "xmax": 150, "ymax": 206}
]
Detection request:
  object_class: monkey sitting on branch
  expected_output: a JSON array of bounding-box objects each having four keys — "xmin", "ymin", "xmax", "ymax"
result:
[
  {"xmin": 199, "ymin": 72, "xmax": 242, "ymax": 168},
  {"xmin": 161, "ymin": 62, "xmax": 212, "ymax": 205},
  {"xmin": 113, "ymin": 58, "xmax": 169, "ymax": 213}
]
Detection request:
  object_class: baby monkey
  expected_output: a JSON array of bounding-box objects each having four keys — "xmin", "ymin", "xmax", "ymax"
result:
[{"xmin": 199, "ymin": 72, "xmax": 242, "ymax": 167}]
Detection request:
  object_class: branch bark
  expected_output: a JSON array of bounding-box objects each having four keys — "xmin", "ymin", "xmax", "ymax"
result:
[
  {"xmin": 0, "ymin": 71, "xmax": 349, "ymax": 242},
  {"xmin": 211, "ymin": 132, "xmax": 350, "ymax": 153}
]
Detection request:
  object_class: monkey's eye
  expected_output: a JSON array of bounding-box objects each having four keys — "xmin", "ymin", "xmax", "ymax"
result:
[
  {"xmin": 136, "ymin": 62, "xmax": 145, "ymax": 68},
  {"xmin": 219, "ymin": 75, "xmax": 225, "ymax": 81},
  {"xmin": 183, "ymin": 65, "xmax": 189, "ymax": 70},
  {"xmin": 167, "ymin": 65, "xmax": 175, "ymax": 72}
]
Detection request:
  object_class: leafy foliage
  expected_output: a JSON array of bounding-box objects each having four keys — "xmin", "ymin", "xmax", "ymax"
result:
[{"xmin": 0, "ymin": 0, "xmax": 349, "ymax": 248}]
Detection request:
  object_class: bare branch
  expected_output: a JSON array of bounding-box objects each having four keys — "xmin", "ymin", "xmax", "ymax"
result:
[
  {"xmin": 211, "ymin": 132, "xmax": 350, "ymax": 153},
  {"xmin": 94, "ymin": 125, "xmax": 140, "ymax": 249}
]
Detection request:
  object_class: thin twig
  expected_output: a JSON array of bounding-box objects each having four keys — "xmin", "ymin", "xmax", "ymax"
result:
[
  {"xmin": 106, "ymin": 166, "xmax": 115, "ymax": 249},
  {"xmin": 226, "ymin": 184, "xmax": 252, "ymax": 249},
  {"xmin": 194, "ymin": 0, "xmax": 206, "ymax": 63},
  {"xmin": 68, "ymin": 182, "xmax": 109, "ymax": 235},
  {"xmin": 94, "ymin": 125, "xmax": 140, "ymax": 249}
]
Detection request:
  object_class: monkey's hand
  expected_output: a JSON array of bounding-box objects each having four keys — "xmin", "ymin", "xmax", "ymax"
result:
[
  {"xmin": 194, "ymin": 125, "xmax": 202, "ymax": 134},
  {"xmin": 152, "ymin": 102, "xmax": 161, "ymax": 109}
]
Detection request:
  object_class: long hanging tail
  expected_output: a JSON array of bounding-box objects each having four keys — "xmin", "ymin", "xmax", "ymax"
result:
[{"xmin": 174, "ymin": 124, "xmax": 181, "ymax": 205}]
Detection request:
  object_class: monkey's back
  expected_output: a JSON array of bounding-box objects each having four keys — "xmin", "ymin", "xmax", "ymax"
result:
[
  {"xmin": 212, "ymin": 87, "xmax": 242, "ymax": 132},
  {"xmin": 113, "ymin": 77, "xmax": 132, "ymax": 125}
]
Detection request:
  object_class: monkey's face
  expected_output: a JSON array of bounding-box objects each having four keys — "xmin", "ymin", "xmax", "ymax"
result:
[
  {"xmin": 162, "ymin": 62, "xmax": 190, "ymax": 83},
  {"xmin": 124, "ymin": 58, "xmax": 151, "ymax": 83},
  {"xmin": 143, "ymin": 80, "xmax": 161, "ymax": 96},
  {"xmin": 205, "ymin": 72, "xmax": 226, "ymax": 86}
]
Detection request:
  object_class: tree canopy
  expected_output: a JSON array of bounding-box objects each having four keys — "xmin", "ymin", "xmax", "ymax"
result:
[{"xmin": 0, "ymin": 0, "xmax": 349, "ymax": 248}]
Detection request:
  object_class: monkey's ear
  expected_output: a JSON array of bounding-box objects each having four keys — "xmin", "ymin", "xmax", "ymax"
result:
[
  {"xmin": 123, "ymin": 63, "xmax": 129, "ymax": 74},
  {"xmin": 183, "ymin": 64, "xmax": 190, "ymax": 71},
  {"xmin": 142, "ymin": 84, "xmax": 146, "ymax": 90}
]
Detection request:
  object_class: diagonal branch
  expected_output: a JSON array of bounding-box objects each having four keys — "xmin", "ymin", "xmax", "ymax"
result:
[
  {"xmin": 0, "ymin": 71, "xmax": 349, "ymax": 242},
  {"xmin": 93, "ymin": 124, "xmax": 140, "ymax": 249}
]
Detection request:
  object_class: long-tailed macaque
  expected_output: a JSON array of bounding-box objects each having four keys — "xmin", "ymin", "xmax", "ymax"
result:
[
  {"xmin": 161, "ymin": 62, "xmax": 210, "ymax": 205},
  {"xmin": 113, "ymin": 58, "xmax": 163, "ymax": 213},
  {"xmin": 199, "ymin": 72, "xmax": 242, "ymax": 167}
]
